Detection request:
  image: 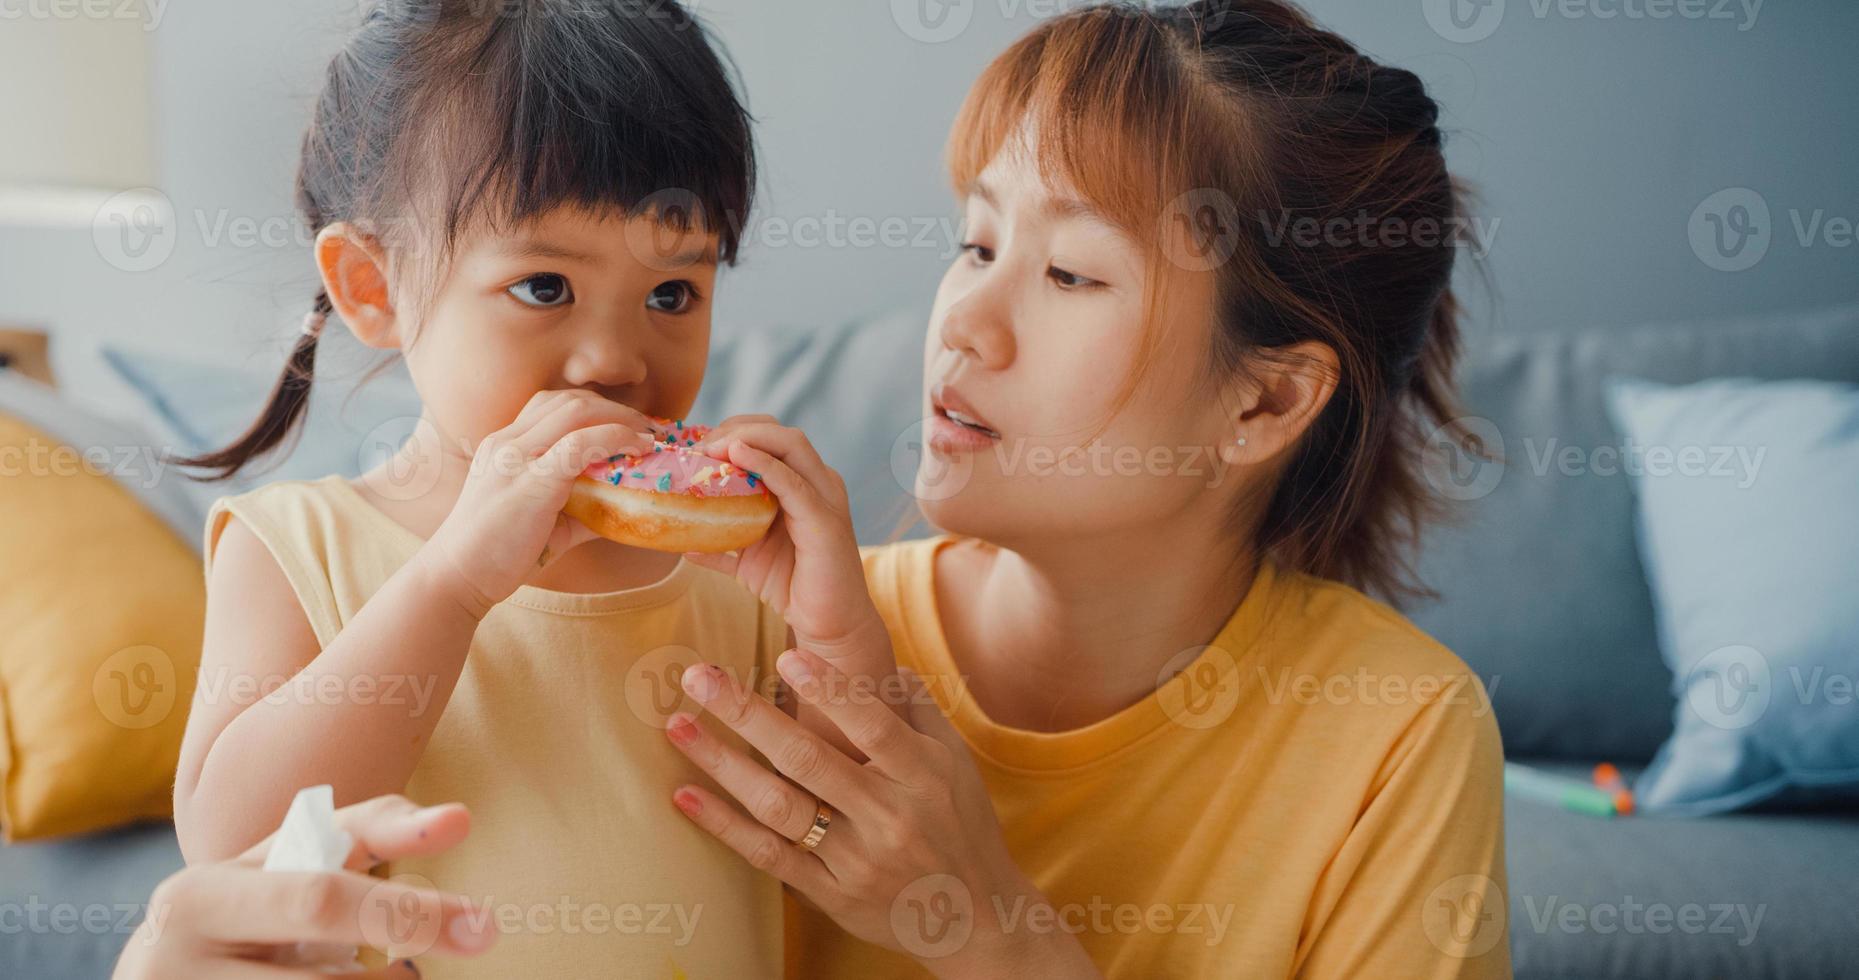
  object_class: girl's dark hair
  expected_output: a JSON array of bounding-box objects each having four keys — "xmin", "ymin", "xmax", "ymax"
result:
[
  {"xmin": 947, "ymin": 0, "xmax": 1481, "ymax": 601},
  {"xmin": 175, "ymin": 0, "xmax": 755, "ymax": 482}
]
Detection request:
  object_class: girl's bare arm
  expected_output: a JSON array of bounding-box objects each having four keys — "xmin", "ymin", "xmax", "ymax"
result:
[{"xmin": 172, "ymin": 516, "xmax": 484, "ymax": 864}]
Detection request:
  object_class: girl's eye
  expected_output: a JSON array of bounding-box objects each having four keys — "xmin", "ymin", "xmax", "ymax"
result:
[
  {"xmin": 1048, "ymin": 265, "xmax": 1099, "ymax": 290},
  {"xmin": 960, "ymin": 242, "xmax": 995, "ymax": 264},
  {"xmin": 508, "ymin": 274, "xmax": 572, "ymax": 307},
  {"xmin": 646, "ymin": 280, "xmax": 697, "ymax": 314}
]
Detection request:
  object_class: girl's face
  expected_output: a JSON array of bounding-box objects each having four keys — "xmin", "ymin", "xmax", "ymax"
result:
[
  {"xmin": 918, "ymin": 144, "xmax": 1246, "ymax": 545},
  {"xmin": 397, "ymin": 205, "xmax": 720, "ymax": 455}
]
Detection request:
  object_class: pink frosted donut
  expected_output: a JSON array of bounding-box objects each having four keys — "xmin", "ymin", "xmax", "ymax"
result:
[{"xmin": 564, "ymin": 418, "xmax": 778, "ymax": 554}]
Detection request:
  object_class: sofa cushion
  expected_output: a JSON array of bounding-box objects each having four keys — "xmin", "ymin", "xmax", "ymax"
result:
[
  {"xmin": 1506, "ymin": 763, "xmax": 1859, "ymax": 980},
  {"xmin": 1408, "ymin": 303, "xmax": 1859, "ymax": 762}
]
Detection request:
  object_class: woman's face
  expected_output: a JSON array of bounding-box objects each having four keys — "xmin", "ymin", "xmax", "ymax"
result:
[
  {"xmin": 917, "ymin": 144, "xmax": 1246, "ymax": 546},
  {"xmin": 395, "ymin": 205, "xmax": 720, "ymax": 457}
]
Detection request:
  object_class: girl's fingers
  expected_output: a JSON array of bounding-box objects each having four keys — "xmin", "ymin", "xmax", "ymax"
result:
[
  {"xmin": 669, "ymin": 784, "xmax": 840, "ymax": 899},
  {"xmin": 150, "ymin": 864, "xmax": 494, "ymax": 955},
  {"xmin": 516, "ymin": 393, "xmax": 654, "ymax": 460},
  {"xmin": 677, "ymin": 663, "xmax": 880, "ymax": 819},
  {"xmin": 544, "ymin": 423, "xmax": 656, "ymax": 482},
  {"xmin": 663, "ymin": 712, "xmax": 819, "ymax": 842},
  {"xmin": 775, "ymin": 649, "xmax": 932, "ymax": 786}
]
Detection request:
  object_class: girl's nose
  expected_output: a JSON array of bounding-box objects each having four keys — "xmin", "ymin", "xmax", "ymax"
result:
[
  {"xmin": 564, "ymin": 333, "xmax": 649, "ymax": 391},
  {"xmin": 937, "ymin": 281, "xmax": 1015, "ymax": 369}
]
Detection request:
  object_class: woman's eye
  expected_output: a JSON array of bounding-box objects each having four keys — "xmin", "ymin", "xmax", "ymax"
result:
[
  {"xmin": 1048, "ymin": 265, "xmax": 1099, "ymax": 289},
  {"xmin": 646, "ymin": 280, "xmax": 697, "ymax": 313},
  {"xmin": 508, "ymin": 274, "xmax": 572, "ymax": 307},
  {"xmin": 960, "ymin": 242, "xmax": 995, "ymax": 264}
]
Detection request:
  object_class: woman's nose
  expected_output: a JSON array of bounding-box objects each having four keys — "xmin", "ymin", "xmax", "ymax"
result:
[{"xmin": 937, "ymin": 279, "xmax": 1015, "ymax": 369}]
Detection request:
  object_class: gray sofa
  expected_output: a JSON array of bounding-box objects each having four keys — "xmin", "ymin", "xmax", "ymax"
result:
[{"xmin": 6, "ymin": 303, "xmax": 1858, "ymax": 979}]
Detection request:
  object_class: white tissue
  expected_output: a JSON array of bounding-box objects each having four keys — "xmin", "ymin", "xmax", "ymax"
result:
[{"xmin": 263, "ymin": 784, "xmax": 363, "ymax": 973}]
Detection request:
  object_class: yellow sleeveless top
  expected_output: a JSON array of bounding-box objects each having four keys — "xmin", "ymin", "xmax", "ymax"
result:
[{"xmin": 203, "ymin": 475, "xmax": 786, "ymax": 979}]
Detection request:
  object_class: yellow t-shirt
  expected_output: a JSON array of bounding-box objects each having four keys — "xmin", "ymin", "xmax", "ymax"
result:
[
  {"xmin": 785, "ymin": 535, "xmax": 1511, "ymax": 979},
  {"xmin": 204, "ymin": 475, "xmax": 787, "ymax": 980}
]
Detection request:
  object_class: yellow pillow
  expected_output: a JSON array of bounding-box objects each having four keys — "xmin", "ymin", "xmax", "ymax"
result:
[{"xmin": 0, "ymin": 410, "xmax": 202, "ymax": 841}]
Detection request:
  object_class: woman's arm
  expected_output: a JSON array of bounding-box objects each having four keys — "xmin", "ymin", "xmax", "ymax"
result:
[
  {"xmin": 665, "ymin": 650, "xmax": 1103, "ymax": 979},
  {"xmin": 1295, "ymin": 677, "xmax": 1512, "ymax": 979},
  {"xmin": 173, "ymin": 516, "xmax": 486, "ymax": 864}
]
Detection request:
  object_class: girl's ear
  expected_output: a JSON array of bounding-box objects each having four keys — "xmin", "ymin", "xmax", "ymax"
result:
[
  {"xmin": 1218, "ymin": 341, "xmax": 1341, "ymax": 465},
  {"xmin": 315, "ymin": 222, "xmax": 400, "ymax": 350}
]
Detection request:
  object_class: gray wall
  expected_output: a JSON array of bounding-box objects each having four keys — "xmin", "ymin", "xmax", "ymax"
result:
[{"xmin": 2, "ymin": 0, "xmax": 1854, "ymax": 390}]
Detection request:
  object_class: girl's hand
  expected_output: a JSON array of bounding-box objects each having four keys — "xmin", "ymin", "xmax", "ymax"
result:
[
  {"xmin": 425, "ymin": 389, "xmax": 657, "ymax": 618},
  {"xmin": 115, "ymin": 795, "xmax": 496, "ymax": 978},
  {"xmin": 665, "ymin": 652, "xmax": 1103, "ymax": 979},
  {"xmin": 685, "ymin": 417, "xmax": 888, "ymax": 661}
]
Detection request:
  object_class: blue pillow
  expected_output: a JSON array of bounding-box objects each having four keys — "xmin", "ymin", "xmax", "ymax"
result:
[
  {"xmin": 98, "ymin": 341, "xmax": 423, "ymax": 516},
  {"xmin": 1606, "ymin": 376, "xmax": 1859, "ymax": 814}
]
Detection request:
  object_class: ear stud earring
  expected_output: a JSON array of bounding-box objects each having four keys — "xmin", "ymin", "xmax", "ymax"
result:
[{"xmin": 1234, "ymin": 436, "xmax": 1248, "ymax": 447}]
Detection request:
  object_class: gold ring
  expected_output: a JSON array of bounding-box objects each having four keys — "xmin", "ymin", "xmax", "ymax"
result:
[{"xmin": 797, "ymin": 802, "xmax": 833, "ymax": 851}]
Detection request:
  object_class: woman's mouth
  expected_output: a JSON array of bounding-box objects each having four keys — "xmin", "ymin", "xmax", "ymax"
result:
[{"xmin": 929, "ymin": 383, "xmax": 1001, "ymax": 452}]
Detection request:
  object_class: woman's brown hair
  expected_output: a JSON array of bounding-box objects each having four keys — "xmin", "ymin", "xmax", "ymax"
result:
[{"xmin": 947, "ymin": 0, "xmax": 1480, "ymax": 602}]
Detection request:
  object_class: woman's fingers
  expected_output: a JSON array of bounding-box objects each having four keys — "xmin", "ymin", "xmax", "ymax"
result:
[
  {"xmin": 668, "ymin": 784, "xmax": 840, "ymax": 898},
  {"xmin": 677, "ymin": 663, "xmax": 880, "ymax": 818},
  {"xmin": 775, "ymin": 649, "xmax": 932, "ymax": 786},
  {"xmin": 339, "ymin": 797, "xmax": 471, "ymax": 871},
  {"xmin": 233, "ymin": 796, "xmax": 472, "ymax": 872},
  {"xmin": 716, "ymin": 442, "xmax": 835, "ymax": 534},
  {"xmin": 696, "ymin": 422, "xmax": 846, "ymax": 507},
  {"xmin": 664, "ymin": 712, "xmax": 819, "ymax": 842},
  {"xmin": 148, "ymin": 864, "xmax": 494, "ymax": 955}
]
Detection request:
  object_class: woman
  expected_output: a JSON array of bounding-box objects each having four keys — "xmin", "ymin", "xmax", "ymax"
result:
[{"xmin": 661, "ymin": 2, "xmax": 1510, "ymax": 977}]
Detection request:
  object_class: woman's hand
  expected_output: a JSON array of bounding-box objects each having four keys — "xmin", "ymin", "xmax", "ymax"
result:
[
  {"xmin": 664, "ymin": 651, "xmax": 1103, "ymax": 979},
  {"xmin": 425, "ymin": 389, "xmax": 657, "ymax": 618},
  {"xmin": 685, "ymin": 417, "xmax": 889, "ymax": 662},
  {"xmin": 115, "ymin": 795, "xmax": 495, "ymax": 978}
]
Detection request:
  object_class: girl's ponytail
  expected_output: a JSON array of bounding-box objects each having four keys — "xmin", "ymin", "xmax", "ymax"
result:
[{"xmin": 169, "ymin": 291, "xmax": 331, "ymax": 482}]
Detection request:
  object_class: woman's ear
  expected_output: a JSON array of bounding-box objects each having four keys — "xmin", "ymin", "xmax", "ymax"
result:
[
  {"xmin": 1218, "ymin": 341, "xmax": 1341, "ymax": 465},
  {"xmin": 314, "ymin": 222, "xmax": 400, "ymax": 350}
]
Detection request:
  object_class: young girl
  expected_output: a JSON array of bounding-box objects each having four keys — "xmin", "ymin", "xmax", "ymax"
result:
[
  {"xmin": 169, "ymin": 2, "xmax": 894, "ymax": 977},
  {"xmin": 650, "ymin": 2, "xmax": 1513, "ymax": 977}
]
